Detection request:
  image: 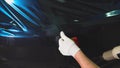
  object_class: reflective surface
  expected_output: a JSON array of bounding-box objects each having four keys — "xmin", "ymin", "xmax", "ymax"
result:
[{"xmin": 0, "ymin": 0, "xmax": 48, "ymax": 38}]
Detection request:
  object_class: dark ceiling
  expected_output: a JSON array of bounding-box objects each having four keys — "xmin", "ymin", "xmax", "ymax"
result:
[{"xmin": 39, "ymin": 0, "xmax": 120, "ymax": 24}]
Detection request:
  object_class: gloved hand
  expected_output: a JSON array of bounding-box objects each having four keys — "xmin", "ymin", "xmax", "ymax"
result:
[{"xmin": 58, "ymin": 31, "xmax": 80, "ymax": 57}]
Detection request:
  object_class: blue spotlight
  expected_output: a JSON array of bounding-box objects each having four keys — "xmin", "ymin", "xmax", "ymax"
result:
[{"xmin": 5, "ymin": 0, "xmax": 14, "ymax": 4}]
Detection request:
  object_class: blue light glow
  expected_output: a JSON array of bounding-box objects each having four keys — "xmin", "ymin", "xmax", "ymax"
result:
[
  {"xmin": 8, "ymin": 29, "xmax": 21, "ymax": 32},
  {"xmin": 5, "ymin": 0, "xmax": 14, "ymax": 4},
  {"xmin": 10, "ymin": 4, "xmax": 39, "ymax": 26},
  {"xmin": 106, "ymin": 10, "xmax": 120, "ymax": 17},
  {"xmin": 0, "ymin": 0, "xmax": 47, "ymax": 38},
  {"xmin": 0, "ymin": 28, "xmax": 38, "ymax": 38},
  {"xmin": 0, "ymin": 28, "xmax": 15, "ymax": 37},
  {"xmin": 1, "ymin": 1, "xmax": 28, "ymax": 32},
  {"xmin": 0, "ymin": 7, "xmax": 14, "ymax": 20}
]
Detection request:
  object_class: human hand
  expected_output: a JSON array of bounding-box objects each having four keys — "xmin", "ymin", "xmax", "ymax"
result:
[{"xmin": 58, "ymin": 31, "xmax": 80, "ymax": 57}]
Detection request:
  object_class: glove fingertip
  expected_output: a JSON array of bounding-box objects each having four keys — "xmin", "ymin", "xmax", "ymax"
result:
[
  {"xmin": 60, "ymin": 31, "xmax": 64, "ymax": 37},
  {"xmin": 60, "ymin": 31, "xmax": 68, "ymax": 40}
]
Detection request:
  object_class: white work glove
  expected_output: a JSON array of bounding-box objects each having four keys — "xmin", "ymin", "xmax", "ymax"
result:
[{"xmin": 58, "ymin": 31, "xmax": 80, "ymax": 57}]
